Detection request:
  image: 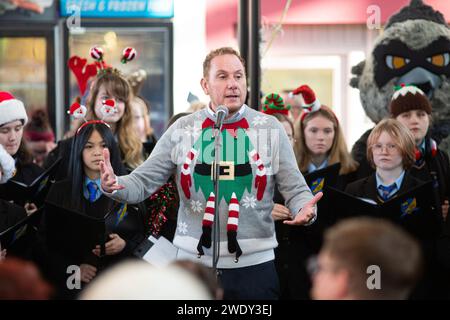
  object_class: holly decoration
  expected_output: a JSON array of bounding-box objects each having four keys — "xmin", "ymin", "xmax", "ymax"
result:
[
  {"xmin": 146, "ymin": 179, "xmax": 179, "ymax": 236},
  {"xmin": 394, "ymin": 83, "xmax": 407, "ymax": 91}
]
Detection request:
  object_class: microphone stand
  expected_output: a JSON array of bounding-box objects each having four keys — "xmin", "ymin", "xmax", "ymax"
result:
[{"xmin": 212, "ymin": 123, "xmax": 222, "ymax": 271}]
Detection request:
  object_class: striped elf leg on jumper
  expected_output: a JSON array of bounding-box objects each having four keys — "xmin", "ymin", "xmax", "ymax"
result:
[
  {"xmin": 249, "ymin": 149, "xmax": 267, "ymax": 201},
  {"xmin": 197, "ymin": 192, "xmax": 215, "ymax": 256},
  {"xmin": 196, "ymin": 192, "xmax": 243, "ymax": 262},
  {"xmin": 180, "ymin": 148, "xmax": 198, "ymax": 199},
  {"xmin": 227, "ymin": 192, "xmax": 242, "ymax": 262}
]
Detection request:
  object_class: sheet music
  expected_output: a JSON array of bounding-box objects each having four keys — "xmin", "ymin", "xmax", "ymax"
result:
[
  {"xmin": 143, "ymin": 236, "xmax": 178, "ymax": 267},
  {"xmin": 357, "ymin": 197, "xmax": 377, "ymax": 205}
]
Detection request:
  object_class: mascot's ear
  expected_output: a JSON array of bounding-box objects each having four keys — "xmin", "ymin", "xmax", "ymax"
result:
[{"xmin": 350, "ymin": 60, "xmax": 366, "ymax": 89}]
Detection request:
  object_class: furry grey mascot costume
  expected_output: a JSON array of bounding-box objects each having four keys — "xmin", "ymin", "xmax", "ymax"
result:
[{"xmin": 351, "ymin": 0, "xmax": 450, "ymax": 159}]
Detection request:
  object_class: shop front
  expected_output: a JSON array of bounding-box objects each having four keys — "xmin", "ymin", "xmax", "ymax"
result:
[{"xmin": 0, "ymin": 0, "xmax": 173, "ymax": 139}]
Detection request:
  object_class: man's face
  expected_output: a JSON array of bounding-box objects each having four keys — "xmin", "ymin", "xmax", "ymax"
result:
[{"xmin": 201, "ymin": 54, "xmax": 247, "ymax": 115}]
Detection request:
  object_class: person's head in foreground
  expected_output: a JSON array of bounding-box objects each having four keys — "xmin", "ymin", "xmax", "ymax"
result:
[
  {"xmin": 310, "ymin": 217, "xmax": 423, "ymax": 300},
  {"xmin": 173, "ymin": 259, "xmax": 223, "ymax": 300},
  {"xmin": 0, "ymin": 257, "xmax": 53, "ymax": 299},
  {"xmin": 79, "ymin": 260, "xmax": 213, "ymax": 300}
]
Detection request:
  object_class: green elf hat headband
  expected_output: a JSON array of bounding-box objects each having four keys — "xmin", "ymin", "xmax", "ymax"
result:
[{"xmin": 261, "ymin": 93, "xmax": 291, "ymax": 115}]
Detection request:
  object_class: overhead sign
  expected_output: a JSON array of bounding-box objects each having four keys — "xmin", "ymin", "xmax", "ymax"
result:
[{"xmin": 60, "ymin": 0, "xmax": 174, "ymax": 18}]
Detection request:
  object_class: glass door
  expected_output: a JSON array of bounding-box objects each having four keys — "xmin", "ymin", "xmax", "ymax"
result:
[
  {"xmin": 0, "ymin": 30, "xmax": 56, "ymax": 134},
  {"xmin": 67, "ymin": 21, "xmax": 172, "ymax": 138}
]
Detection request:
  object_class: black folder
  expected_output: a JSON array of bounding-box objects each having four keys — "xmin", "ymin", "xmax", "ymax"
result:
[
  {"xmin": 0, "ymin": 207, "xmax": 43, "ymax": 250},
  {"xmin": 304, "ymin": 163, "xmax": 341, "ymax": 195},
  {"xmin": 44, "ymin": 200, "xmax": 121, "ymax": 259},
  {"xmin": 2, "ymin": 158, "xmax": 62, "ymax": 207},
  {"xmin": 303, "ymin": 163, "xmax": 341, "ymax": 224},
  {"xmin": 296, "ymin": 163, "xmax": 341, "ymax": 253},
  {"xmin": 133, "ymin": 238, "xmax": 154, "ymax": 258},
  {"xmin": 326, "ymin": 181, "xmax": 440, "ymax": 239}
]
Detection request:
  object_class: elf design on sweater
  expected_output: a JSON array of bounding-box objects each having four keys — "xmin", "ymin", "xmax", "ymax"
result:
[
  {"xmin": 180, "ymin": 117, "xmax": 267, "ymax": 262},
  {"xmin": 106, "ymin": 105, "xmax": 314, "ymax": 269}
]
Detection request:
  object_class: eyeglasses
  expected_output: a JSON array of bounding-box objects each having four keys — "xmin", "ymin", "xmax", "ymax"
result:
[{"xmin": 371, "ymin": 143, "xmax": 398, "ymax": 153}]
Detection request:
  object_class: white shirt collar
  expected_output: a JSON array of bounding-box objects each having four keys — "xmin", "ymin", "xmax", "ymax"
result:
[
  {"xmin": 307, "ymin": 159, "xmax": 329, "ymax": 173},
  {"xmin": 375, "ymin": 170, "xmax": 405, "ymax": 190},
  {"xmin": 207, "ymin": 104, "xmax": 246, "ymax": 122}
]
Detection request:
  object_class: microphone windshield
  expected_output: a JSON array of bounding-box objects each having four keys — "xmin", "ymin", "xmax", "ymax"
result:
[{"xmin": 216, "ymin": 105, "xmax": 229, "ymax": 117}]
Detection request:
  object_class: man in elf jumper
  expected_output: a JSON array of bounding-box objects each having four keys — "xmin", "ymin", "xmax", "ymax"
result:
[{"xmin": 100, "ymin": 47, "xmax": 321, "ymax": 299}]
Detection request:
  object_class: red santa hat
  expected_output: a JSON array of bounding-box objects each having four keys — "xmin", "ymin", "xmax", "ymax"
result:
[
  {"xmin": 290, "ymin": 85, "xmax": 340, "ymax": 123},
  {"xmin": 0, "ymin": 92, "xmax": 28, "ymax": 127},
  {"xmin": 290, "ymin": 85, "xmax": 322, "ymax": 122}
]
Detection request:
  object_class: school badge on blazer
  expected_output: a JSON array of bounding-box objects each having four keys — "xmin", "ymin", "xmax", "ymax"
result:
[
  {"xmin": 38, "ymin": 176, "xmax": 49, "ymax": 193},
  {"xmin": 310, "ymin": 177, "xmax": 324, "ymax": 195},
  {"xmin": 400, "ymin": 197, "xmax": 419, "ymax": 218}
]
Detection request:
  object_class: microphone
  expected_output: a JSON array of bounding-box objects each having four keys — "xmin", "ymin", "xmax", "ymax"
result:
[{"xmin": 214, "ymin": 105, "xmax": 229, "ymax": 130}]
